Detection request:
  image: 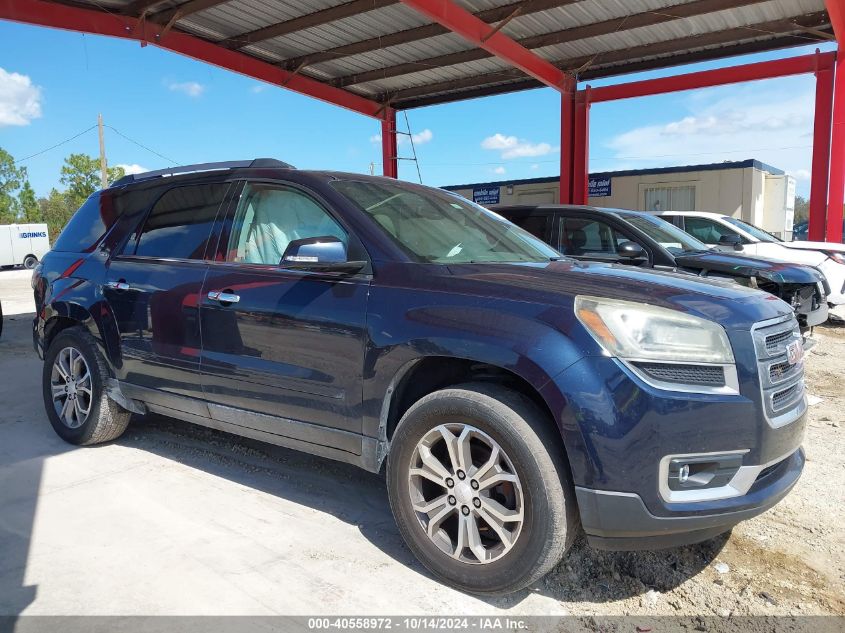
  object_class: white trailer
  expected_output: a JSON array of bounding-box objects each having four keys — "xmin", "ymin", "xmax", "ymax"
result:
[{"xmin": 0, "ymin": 224, "xmax": 50, "ymax": 269}]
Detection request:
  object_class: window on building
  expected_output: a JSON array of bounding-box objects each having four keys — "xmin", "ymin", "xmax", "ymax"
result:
[{"xmin": 643, "ymin": 186, "xmax": 696, "ymax": 212}]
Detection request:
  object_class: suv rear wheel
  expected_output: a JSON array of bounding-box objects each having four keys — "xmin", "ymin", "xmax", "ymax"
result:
[
  {"xmin": 42, "ymin": 327, "xmax": 131, "ymax": 445},
  {"xmin": 387, "ymin": 383, "xmax": 577, "ymax": 595}
]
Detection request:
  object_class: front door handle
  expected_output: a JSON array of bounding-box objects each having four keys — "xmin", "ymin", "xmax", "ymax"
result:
[
  {"xmin": 208, "ymin": 291, "xmax": 240, "ymax": 304},
  {"xmin": 105, "ymin": 280, "xmax": 131, "ymax": 291}
]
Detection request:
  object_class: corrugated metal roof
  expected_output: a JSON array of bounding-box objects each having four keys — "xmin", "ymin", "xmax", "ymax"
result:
[{"xmin": 63, "ymin": 0, "xmax": 832, "ymax": 108}]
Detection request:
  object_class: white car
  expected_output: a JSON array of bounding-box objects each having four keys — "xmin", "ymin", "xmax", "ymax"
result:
[{"xmin": 656, "ymin": 211, "xmax": 845, "ymax": 317}]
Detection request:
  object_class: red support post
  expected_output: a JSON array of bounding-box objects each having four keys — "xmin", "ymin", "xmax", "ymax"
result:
[
  {"xmin": 0, "ymin": 0, "xmax": 384, "ymax": 118},
  {"xmin": 559, "ymin": 77, "xmax": 576, "ymax": 204},
  {"xmin": 381, "ymin": 108, "xmax": 398, "ymax": 179},
  {"xmin": 572, "ymin": 89, "xmax": 590, "ymax": 205},
  {"xmin": 827, "ymin": 53, "xmax": 845, "ymax": 242},
  {"xmin": 810, "ymin": 57, "xmax": 835, "ymax": 242}
]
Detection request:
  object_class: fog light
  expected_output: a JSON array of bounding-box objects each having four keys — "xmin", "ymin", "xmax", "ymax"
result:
[{"xmin": 678, "ymin": 464, "xmax": 690, "ymax": 484}]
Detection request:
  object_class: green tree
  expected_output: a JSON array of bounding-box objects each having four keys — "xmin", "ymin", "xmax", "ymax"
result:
[
  {"xmin": 18, "ymin": 181, "xmax": 41, "ymax": 223},
  {"xmin": 60, "ymin": 153, "xmax": 124, "ymax": 210},
  {"xmin": 794, "ymin": 195, "xmax": 809, "ymax": 224},
  {"xmin": 39, "ymin": 189, "xmax": 73, "ymax": 243},
  {"xmin": 0, "ymin": 147, "xmax": 27, "ymax": 224}
]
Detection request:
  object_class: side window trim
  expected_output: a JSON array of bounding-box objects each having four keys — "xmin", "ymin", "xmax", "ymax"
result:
[
  {"xmin": 559, "ymin": 212, "xmax": 649, "ymax": 263},
  {"xmin": 213, "ymin": 178, "xmax": 371, "ymax": 274},
  {"xmin": 118, "ymin": 180, "xmax": 234, "ymax": 261}
]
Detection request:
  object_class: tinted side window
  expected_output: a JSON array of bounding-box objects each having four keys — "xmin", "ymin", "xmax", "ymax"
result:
[
  {"xmin": 226, "ymin": 184, "xmax": 347, "ymax": 266},
  {"xmin": 508, "ymin": 213, "xmax": 550, "ymax": 243},
  {"xmin": 52, "ymin": 192, "xmax": 113, "ymax": 253},
  {"xmin": 560, "ymin": 217, "xmax": 631, "ymax": 256},
  {"xmin": 133, "ymin": 184, "xmax": 228, "ymax": 259},
  {"xmin": 684, "ymin": 217, "xmax": 735, "ymax": 244}
]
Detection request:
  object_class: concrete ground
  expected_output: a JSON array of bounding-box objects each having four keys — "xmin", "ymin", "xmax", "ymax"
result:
[{"xmin": 0, "ymin": 268, "xmax": 843, "ymax": 617}]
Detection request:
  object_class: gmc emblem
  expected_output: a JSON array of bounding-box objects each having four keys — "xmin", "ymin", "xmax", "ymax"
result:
[{"xmin": 786, "ymin": 340, "xmax": 804, "ymax": 366}]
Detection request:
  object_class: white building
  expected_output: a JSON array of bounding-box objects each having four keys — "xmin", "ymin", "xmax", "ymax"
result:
[{"xmin": 445, "ymin": 159, "xmax": 797, "ymax": 238}]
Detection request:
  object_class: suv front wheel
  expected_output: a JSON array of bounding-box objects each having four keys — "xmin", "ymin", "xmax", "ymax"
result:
[
  {"xmin": 387, "ymin": 383, "xmax": 577, "ymax": 595},
  {"xmin": 42, "ymin": 327, "xmax": 131, "ymax": 445}
]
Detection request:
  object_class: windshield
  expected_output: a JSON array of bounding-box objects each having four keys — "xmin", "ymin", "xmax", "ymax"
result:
[
  {"xmin": 722, "ymin": 216, "xmax": 782, "ymax": 243},
  {"xmin": 331, "ymin": 180, "xmax": 561, "ymax": 264},
  {"xmin": 618, "ymin": 212, "xmax": 710, "ymax": 255}
]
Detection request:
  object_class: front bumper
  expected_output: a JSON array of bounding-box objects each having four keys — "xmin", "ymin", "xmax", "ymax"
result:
[{"xmin": 577, "ymin": 447, "xmax": 804, "ymax": 550}]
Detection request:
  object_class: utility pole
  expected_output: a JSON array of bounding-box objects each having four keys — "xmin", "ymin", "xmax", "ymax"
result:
[{"xmin": 97, "ymin": 113, "xmax": 108, "ymax": 189}]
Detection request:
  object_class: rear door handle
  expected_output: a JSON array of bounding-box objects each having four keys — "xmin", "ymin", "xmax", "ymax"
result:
[
  {"xmin": 105, "ymin": 280, "xmax": 131, "ymax": 291},
  {"xmin": 208, "ymin": 291, "xmax": 240, "ymax": 304}
]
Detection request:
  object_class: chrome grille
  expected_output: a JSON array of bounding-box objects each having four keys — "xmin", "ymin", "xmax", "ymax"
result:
[
  {"xmin": 752, "ymin": 315, "xmax": 806, "ymax": 427},
  {"xmin": 765, "ymin": 330, "xmax": 794, "ymax": 356},
  {"xmin": 772, "ymin": 382, "xmax": 804, "ymax": 412},
  {"xmin": 768, "ymin": 359, "xmax": 803, "ymax": 386}
]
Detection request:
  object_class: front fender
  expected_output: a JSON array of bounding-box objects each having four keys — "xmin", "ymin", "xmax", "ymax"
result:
[{"xmin": 361, "ymin": 291, "xmax": 591, "ymax": 440}]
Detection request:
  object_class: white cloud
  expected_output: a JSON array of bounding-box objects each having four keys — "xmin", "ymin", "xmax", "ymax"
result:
[
  {"xmin": 116, "ymin": 163, "xmax": 148, "ymax": 175},
  {"xmin": 604, "ymin": 80, "xmax": 815, "ymax": 188},
  {"xmin": 530, "ymin": 163, "xmax": 540, "ymax": 170},
  {"xmin": 0, "ymin": 68, "xmax": 42, "ymax": 127},
  {"xmin": 481, "ymin": 133, "xmax": 553, "ymax": 159},
  {"xmin": 492, "ymin": 166, "xmax": 506, "ymax": 175},
  {"xmin": 251, "ymin": 84, "xmax": 268, "ymax": 94},
  {"xmin": 410, "ymin": 128, "xmax": 433, "ymax": 144},
  {"xmin": 168, "ymin": 81, "xmax": 205, "ymax": 97},
  {"xmin": 369, "ymin": 128, "xmax": 434, "ymax": 146}
]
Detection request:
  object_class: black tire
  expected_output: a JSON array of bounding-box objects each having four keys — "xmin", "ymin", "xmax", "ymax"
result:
[
  {"xmin": 23, "ymin": 255, "xmax": 38, "ymax": 270},
  {"xmin": 387, "ymin": 382, "xmax": 578, "ymax": 595},
  {"xmin": 42, "ymin": 326, "xmax": 131, "ymax": 445}
]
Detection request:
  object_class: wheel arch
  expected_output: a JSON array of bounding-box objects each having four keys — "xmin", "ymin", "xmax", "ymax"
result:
[{"xmin": 375, "ymin": 355, "xmax": 573, "ymax": 477}]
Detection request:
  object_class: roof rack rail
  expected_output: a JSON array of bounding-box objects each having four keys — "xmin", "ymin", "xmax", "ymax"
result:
[{"xmin": 110, "ymin": 158, "xmax": 295, "ymax": 187}]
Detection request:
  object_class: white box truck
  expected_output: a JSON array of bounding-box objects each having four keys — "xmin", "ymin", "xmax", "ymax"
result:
[{"xmin": 0, "ymin": 223, "xmax": 50, "ymax": 269}]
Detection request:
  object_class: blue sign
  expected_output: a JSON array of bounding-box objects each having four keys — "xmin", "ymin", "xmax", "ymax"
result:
[
  {"xmin": 472, "ymin": 186, "xmax": 500, "ymax": 206},
  {"xmin": 20, "ymin": 231, "xmax": 47, "ymax": 239},
  {"xmin": 588, "ymin": 177, "xmax": 611, "ymax": 197}
]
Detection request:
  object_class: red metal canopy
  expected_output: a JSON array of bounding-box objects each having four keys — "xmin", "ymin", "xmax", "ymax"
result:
[{"xmin": 1, "ymin": 0, "xmax": 842, "ymax": 241}]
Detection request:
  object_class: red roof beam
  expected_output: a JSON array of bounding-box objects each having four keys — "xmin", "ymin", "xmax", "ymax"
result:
[
  {"xmin": 589, "ymin": 51, "xmax": 835, "ymax": 102},
  {"xmin": 398, "ymin": 0, "xmax": 571, "ymax": 91},
  {"xmin": 0, "ymin": 0, "xmax": 386, "ymax": 119}
]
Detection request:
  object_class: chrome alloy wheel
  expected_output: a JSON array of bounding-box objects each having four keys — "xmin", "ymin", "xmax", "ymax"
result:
[
  {"xmin": 50, "ymin": 346, "xmax": 93, "ymax": 429},
  {"xmin": 408, "ymin": 424, "xmax": 524, "ymax": 564}
]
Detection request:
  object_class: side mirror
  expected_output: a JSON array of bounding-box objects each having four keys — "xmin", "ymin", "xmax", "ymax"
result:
[
  {"xmin": 718, "ymin": 234, "xmax": 744, "ymax": 251},
  {"xmin": 280, "ymin": 236, "xmax": 366, "ymax": 274},
  {"xmin": 616, "ymin": 241, "xmax": 646, "ymax": 260}
]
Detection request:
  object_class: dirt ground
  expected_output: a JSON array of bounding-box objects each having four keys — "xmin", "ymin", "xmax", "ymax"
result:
[{"xmin": 0, "ymin": 268, "xmax": 843, "ymax": 619}]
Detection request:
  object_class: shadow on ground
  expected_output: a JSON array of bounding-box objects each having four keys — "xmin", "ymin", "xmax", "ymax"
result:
[{"xmin": 120, "ymin": 412, "xmax": 726, "ymax": 608}]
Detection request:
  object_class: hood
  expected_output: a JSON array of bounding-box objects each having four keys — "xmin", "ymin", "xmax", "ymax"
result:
[
  {"xmin": 441, "ymin": 260, "xmax": 792, "ymax": 329},
  {"xmin": 782, "ymin": 240, "xmax": 845, "ymax": 253},
  {"xmin": 674, "ymin": 251, "xmax": 824, "ymax": 285}
]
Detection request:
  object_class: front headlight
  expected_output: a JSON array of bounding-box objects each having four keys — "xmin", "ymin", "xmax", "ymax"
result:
[{"xmin": 575, "ymin": 296, "xmax": 734, "ymax": 364}]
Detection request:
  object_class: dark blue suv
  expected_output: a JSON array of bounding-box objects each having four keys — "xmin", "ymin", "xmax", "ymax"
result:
[{"xmin": 32, "ymin": 160, "xmax": 806, "ymax": 595}]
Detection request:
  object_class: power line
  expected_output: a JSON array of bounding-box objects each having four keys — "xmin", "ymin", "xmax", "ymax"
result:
[
  {"xmin": 104, "ymin": 125, "xmax": 180, "ymax": 165},
  {"xmin": 14, "ymin": 125, "xmax": 97, "ymax": 164}
]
